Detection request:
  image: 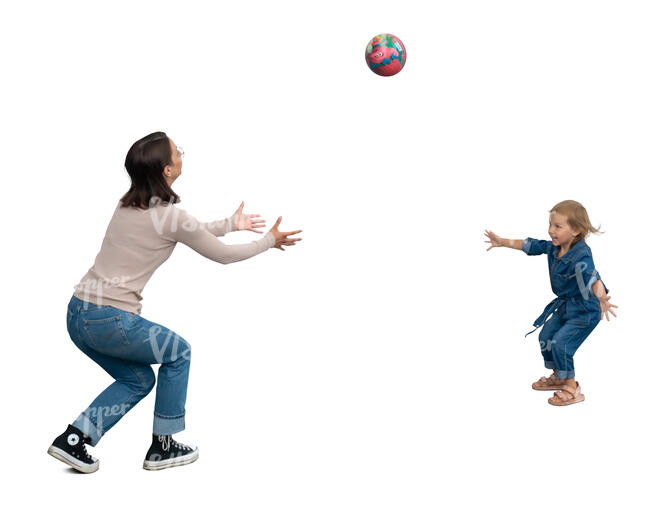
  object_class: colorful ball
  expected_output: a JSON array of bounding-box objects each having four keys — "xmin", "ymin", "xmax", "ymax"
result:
[{"xmin": 365, "ymin": 33, "xmax": 407, "ymax": 77}]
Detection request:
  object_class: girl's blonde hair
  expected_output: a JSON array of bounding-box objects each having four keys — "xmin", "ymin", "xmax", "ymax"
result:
[{"xmin": 549, "ymin": 200, "xmax": 603, "ymax": 247}]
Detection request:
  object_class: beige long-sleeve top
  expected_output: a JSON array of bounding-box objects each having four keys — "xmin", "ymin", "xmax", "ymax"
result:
[{"xmin": 73, "ymin": 200, "xmax": 275, "ymax": 314}]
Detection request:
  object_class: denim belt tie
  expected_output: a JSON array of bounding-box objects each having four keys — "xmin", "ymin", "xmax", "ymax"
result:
[{"xmin": 524, "ymin": 296, "xmax": 582, "ymax": 337}]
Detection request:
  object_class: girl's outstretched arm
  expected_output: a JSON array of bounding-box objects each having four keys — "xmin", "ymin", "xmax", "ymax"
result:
[
  {"xmin": 484, "ymin": 230, "xmax": 523, "ymax": 251},
  {"xmin": 592, "ymin": 279, "xmax": 618, "ymax": 321}
]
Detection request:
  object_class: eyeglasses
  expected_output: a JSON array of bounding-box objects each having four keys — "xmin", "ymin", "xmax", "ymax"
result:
[{"xmin": 177, "ymin": 146, "xmax": 185, "ymax": 159}]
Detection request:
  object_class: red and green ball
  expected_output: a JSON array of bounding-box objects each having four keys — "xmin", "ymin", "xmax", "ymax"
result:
[{"xmin": 365, "ymin": 34, "xmax": 407, "ymax": 77}]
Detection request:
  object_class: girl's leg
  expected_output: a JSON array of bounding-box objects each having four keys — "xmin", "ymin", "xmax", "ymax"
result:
[
  {"xmin": 550, "ymin": 319, "xmax": 599, "ymax": 383},
  {"xmin": 538, "ymin": 312, "xmax": 563, "ymax": 371}
]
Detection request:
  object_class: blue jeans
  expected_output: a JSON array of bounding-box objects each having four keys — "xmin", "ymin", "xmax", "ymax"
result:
[
  {"xmin": 66, "ymin": 295, "xmax": 191, "ymax": 446},
  {"xmin": 537, "ymin": 301, "xmax": 599, "ymax": 380}
]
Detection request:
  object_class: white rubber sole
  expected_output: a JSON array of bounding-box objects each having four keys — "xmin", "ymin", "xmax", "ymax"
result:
[
  {"xmin": 48, "ymin": 445, "xmax": 99, "ymax": 473},
  {"xmin": 143, "ymin": 448, "xmax": 199, "ymax": 471}
]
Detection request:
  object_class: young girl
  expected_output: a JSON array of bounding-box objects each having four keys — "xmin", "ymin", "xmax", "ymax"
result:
[{"xmin": 484, "ymin": 200, "xmax": 617, "ymax": 406}]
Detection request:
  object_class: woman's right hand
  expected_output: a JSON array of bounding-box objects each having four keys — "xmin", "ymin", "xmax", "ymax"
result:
[
  {"xmin": 269, "ymin": 216, "xmax": 302, "ymax": 251},
  {"xmin": 484, "ymin": 229, "xmax": 503, "ymax": 250}
]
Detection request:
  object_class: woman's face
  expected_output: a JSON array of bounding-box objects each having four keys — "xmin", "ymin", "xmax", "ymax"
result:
[
  {"xmin": 548, "ymin": 211, "xmax": 579, "ymax": 248},
  {"xmin": 164, "ymin": 138, "xmax": 183, "ymax": 186}
]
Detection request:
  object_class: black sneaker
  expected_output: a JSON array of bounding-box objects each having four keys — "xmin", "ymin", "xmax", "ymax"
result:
[
  {"xmin": 47, "ymin": 424, "xmax": 99, "ymax": 473},
  {"xmin": 143, "ymin": 434, "xmax": 198, "ymax": 471}
]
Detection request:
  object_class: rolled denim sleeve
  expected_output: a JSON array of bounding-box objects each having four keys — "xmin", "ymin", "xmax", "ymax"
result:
[
  {"xmin": 522, "ymin": 237, "xmax": 551, "ymax": 256},
  {"xmin": 575, "ymin": 253, "xmax": 608, "ymax": 299}
]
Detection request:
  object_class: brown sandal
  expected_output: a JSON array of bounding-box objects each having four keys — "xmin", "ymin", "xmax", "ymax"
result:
[
  {"xmin": 532, "ymin": 373, "xmax": 565, "ymax": 391},
  {"xmin": 548, "ymin": 382, "xmax": 585, "ymax": 406}
]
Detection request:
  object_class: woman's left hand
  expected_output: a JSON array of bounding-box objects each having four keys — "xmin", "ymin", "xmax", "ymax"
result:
[
  {"xmin": 598, "ymin": 295, "xmax": 618, "ymax": 321},
  {"xmin": 231, "ymin": 201, "xmax": 266, "ymax": 233}
]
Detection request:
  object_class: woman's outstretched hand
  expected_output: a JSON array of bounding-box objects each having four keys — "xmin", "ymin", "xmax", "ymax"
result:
[
  {"xmin": 484, "ymin": 229, "xmax": 504, "ymax": 251},
  {"xmin": 231, "ymin": 201, "xmax": 266, "ymax": 233},
  {"xmin": 269, "ymin": 216, "xmax": 302, "ymax": 251}
]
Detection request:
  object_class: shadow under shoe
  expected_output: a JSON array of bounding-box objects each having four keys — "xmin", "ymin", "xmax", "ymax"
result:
[
  {"xmin": 48, "ymin": 424, "xmax": 99, "ymax": 473},
  {"xmin": 143, "ymin": 434, "xmax": 198, "ymax": 471}
]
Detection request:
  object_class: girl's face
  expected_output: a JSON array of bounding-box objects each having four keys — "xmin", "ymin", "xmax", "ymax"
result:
[{"xmin": 548, "ymin": 211, "xmax": 579, "ymax": 249}]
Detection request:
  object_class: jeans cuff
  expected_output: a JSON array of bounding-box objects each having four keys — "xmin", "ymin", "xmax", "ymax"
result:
[
  {"xmin": 72, "ymin": 413, "xmax": 101, "ymax": 447},
  {"xmin": 556, "ymin": 369, "xmax": 575, "ymax": 380},
  {"xmin": 544, "ymin": 361, "xmax": 556, "ymax": 369},
  {"xmin": 153, "ymin": 412, "xmax": 185, "ymax": 435}
]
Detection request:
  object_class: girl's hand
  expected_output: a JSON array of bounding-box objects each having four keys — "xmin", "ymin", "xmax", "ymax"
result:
[
  {"xmin": 231, "ymin": 201, "xmax": 266, "ymax": 233},
  {"xmin": 484, "ymin": 229, "xmax": 504, "ymax": 251},
  {"xmin": 598, "ymin": 295, "xmax": 618, "ymax": 322},
  {"xmin": 269, "ymin": 216, "xmax": 302, "ymax": 251}
]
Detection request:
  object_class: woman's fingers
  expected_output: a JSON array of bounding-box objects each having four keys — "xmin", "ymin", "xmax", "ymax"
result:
[{"xmin": 271, "ymin": 216, "xmax": 282, "ymax": 229}]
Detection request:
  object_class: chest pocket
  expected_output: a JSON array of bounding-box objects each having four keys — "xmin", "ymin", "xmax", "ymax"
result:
[{"xmin": 551, "ymin": 263, "xmax": 576, "ymax": 293}]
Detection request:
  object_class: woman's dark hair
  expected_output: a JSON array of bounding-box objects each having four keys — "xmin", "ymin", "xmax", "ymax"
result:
[{"xmin": 120, "ymin": 131, "xmax": 181, "ymax": 209}]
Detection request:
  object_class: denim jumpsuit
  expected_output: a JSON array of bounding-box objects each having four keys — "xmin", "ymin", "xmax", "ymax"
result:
[{"xmin": 522, "ymin": 237, "xmax": 608, "ymax": 380}]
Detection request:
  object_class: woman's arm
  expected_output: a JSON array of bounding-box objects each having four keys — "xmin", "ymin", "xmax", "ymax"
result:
[
  {"xmin": 204, "ymin": 202, "xmax": 266, "ymax": 237},
  {"xmin": 168, "ymin": 208, "xmax": 273, "ymax": 264},
  {"xmin": 167, "ymin": 209, "xmax": 302, "ymax": 263},
  {"xmin": 204, "ymin": 216, "xmax": 235, "ymax": 237}
]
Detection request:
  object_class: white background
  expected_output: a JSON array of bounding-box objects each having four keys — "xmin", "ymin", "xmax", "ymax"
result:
[{"xmin": 2, "ymin": 0, "xmax": 648, "ymax": 505}]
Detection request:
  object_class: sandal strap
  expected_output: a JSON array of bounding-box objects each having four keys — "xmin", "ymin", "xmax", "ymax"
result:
[
  {"xmin": 552, "ymin": 390, "xmax": 569, "ymax": 401},
  {"xmin": 554, "ymin": 383, "xmax": 578, "ymax": 399}
]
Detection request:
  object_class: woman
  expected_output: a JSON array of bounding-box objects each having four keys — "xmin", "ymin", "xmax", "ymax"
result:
[{"xmin": 48, "ymin": 131, "xmax": 302, "ymax": 473}]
